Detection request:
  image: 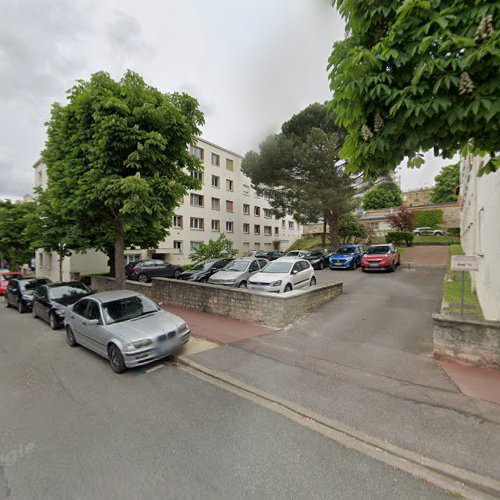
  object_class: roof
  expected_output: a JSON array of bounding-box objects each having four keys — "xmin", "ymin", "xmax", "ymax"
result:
[
  {"xmin": 196, "ymin": 137, "xmax": 243, "ymax": 159},
  {"xmin": 276, "ymin": 257, "xmax": 305, "ymax": 262},
  {"xmin": 91, "ymin": 290, "xmax": 142, "ymax": 303}
]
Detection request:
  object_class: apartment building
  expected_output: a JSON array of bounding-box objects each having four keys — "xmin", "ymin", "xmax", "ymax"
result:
[
  {"xmin": 33, "ymin": 138, "xmax": 302, "ymax": 278},
  {"xmin": 126, "ymin": 138, "xmax": 302, "ymax": 265},
  {"xmin": 460, "ymin": 155, "xmax": 500, "ymax": 321},
  {"xmin": 402, "ymin": 188, "xmax": 433, "ymax": 207}
]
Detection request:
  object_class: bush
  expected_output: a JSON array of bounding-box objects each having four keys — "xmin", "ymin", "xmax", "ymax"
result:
[
  {"xmin": 447, "ymin": 227, "xmax": 460, "ymax": 236},
  {"xmin": 412, "ymin": 209, "xmax": 444, "ymax": 229},
  {"xmin": 385, "ymin": 231, "xmax": 414, "ymax": 247}
]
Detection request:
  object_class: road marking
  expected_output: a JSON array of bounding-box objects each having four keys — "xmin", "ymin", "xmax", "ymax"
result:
[
  {"xmin": 177, "ymin": 358, "xmax": 500, "ymax": 500},
  {"xmin": 145, "ymin": 364, "xmax": 165, "ymax": 373}
]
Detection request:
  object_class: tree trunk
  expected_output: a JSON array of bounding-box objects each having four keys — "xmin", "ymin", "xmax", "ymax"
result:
[
  {"xmin": 58, "ymin": 254, "xmax": 63, "ymax": 282},
  {"xmin": 328, "ymin": 214, "xmax": 340, "ymax": 251},
  {"xmin": 114, "ymin": 218, "xmax": 126, "ymax": 288},
  {"xmin": 106, "ymin": 245, "xmax": 116, "ymax": 277},
  {"xmin": 321, "ymin": 217, "xmax": 327, "ymax": 248}
]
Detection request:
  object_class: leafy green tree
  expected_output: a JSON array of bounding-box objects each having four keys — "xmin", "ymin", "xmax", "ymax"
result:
[
  {"xmin": 242, "ymin": 103, "xmax": 356, "ymax": 249},
  {"xmin": 0, "ymin": 200, "xmax": 35, "ymax": 269},
  {"xmin": 338, "ymin": 213, "xmax": 368, "ymax": 244},
  {"xmin": 431, "ymin": 163, "xmax": 460, "ymax": 203},
  {"xmin": 362, "ymin": 181, "xmax": 402, "ymax": 210},
  {"xmin": 189, "ymin": 234, "xmax": 238, "ymax": 263},
  {"xmin": 42, "ymin": 71, "xmax": 204, "ymax": 286},
  {"xmin": 328, "ymin": 1, "xmax": 500, "ymax": 177}
]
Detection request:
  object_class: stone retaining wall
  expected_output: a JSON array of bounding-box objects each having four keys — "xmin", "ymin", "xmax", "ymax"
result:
[
  {"xmin": 91, "ymin": 276, "xmax": 343, "ymax": 328},
  {"xmin": 433, "ymin": 313, "xmax": 500, "ymax": 369}
]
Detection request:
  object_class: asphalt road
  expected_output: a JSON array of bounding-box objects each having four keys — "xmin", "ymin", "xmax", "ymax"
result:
[{"xmin": 0, "ymin": 301, "xmax": 450, "ymax": 499}]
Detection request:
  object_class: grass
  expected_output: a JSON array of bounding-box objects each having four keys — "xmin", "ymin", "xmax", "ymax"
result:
[
  {"xmin": 371, "ymin": 235, "xmax": 460, "ymax": 245},
  {"xmin": 287, "ymin": 236, "xmax": 325, "ymax": 251},
  {"xmin": 441, "ymin": 244, "xmax": 482, "ymax": 318}
]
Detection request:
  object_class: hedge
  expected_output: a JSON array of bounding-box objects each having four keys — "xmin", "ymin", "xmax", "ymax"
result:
[
  {"xmin": 385, "ymin": 231, "xmax": 414, "ymax": 247},
  {"xmin": 412, "ymin": 209, "xmax": 444, "ymax": 229}
]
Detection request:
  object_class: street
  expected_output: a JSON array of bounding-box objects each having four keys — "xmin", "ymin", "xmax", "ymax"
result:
[{"xmin": 0, "ymin": 298, "xmax": 452, "ymax": 500}]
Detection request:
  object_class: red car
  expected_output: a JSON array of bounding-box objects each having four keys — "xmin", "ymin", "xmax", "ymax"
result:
[
  {"xmin": 361, "ymin": 244, "xmax": 400, "ymax": 272},
  {"xmin": 0, "ymin": 271, "xmax": 21, "ymax": 295}
]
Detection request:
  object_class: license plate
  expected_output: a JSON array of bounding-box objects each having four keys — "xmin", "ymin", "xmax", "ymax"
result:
[
  {"xmin": 369, "ymin": 263, "xmax": 379, "ymax": 267},
  {"xmin": 333, "ymin": 263, "xmax": 342, "ymax": 266}
]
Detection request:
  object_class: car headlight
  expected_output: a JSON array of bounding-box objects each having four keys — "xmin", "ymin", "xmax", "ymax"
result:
[
  {"xmin": 226, "ymin": 279, "xmax": 236, "ymax": 284},
  {"xmin": 22, "ymin": 294, "xmax": 33, "ymax": 301},
  {"xmin": 54, "ymin": 308, "xmax": 65, "ymax": 317},
  {"xmin": 176, "ymin": 323, "xmax": 188, "ymax": 334},
  {"xmin": 124, "ymin": 339, "xmax": 153, "ymax": 351},
  {"xmin": 271, "ymin": 280, "xmax": 282, "ymax": 286}
]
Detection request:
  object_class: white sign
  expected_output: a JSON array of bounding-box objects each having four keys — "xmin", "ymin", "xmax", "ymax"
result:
[{"xmin": 451, "ymin": 255, "xmax": 479, "ymax": 271}]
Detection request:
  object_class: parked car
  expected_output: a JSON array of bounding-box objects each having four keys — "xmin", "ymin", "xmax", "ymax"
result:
[
  {"xmin": 304, "ymin": 250, "xmax": 331, "ymax": 270},
  {"xmin": 4, "ymin": 277, "xmax": 52, "ymax": 313},
  {"xmin": 255, "ymin": 251, "xmax": 285, "ymax": 261},
  {"xmin": 32, "ymin": 281, "xmax": 93, "ymax": 329},
  {"xmin": 126, "ymin": 259, "xmax": 183, "ymax": 282},
  {"xmin": 0, "ymin": 271, "xmax": 21, "ymax": 295},
  {"xmin": 208, "ymin": 258, "xmax": 268, "ymax": 288},
  {"xmin": 248, "ymin": 258, "xmax": 316, "ymax": 293},
  {"xmin": 361, "ymin": 244, "xmax": 400, "ymax": 272},
  {"xmin": 329, "ymin": 245, "xmax": 365, "ymax": 270},
  {"xmin": 64, "ymin": 290, "xmax": 190, "ymax": 373},
  {"xmin": 413, "ymin": 227, "xmax": 444, "ymax": 236},
  {"xmin": 178, "ymin": 258, "xmax": 234, "ymax": 282},
  {"xmin": 285, "ymin": 250, "xmax": 308, "ymax": 258}
]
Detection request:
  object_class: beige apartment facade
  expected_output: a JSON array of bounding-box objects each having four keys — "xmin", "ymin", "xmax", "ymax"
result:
[{"xmin": 34, "ymin": 138, "xmax": 302, "ymax": 279}]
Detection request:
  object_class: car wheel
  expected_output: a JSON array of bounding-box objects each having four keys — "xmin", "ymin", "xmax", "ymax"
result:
[
  {"xmin": 49, "ymin": 312, "xmax": 60, "ymax": 330},
  {"xmin": 17, "ymin": 300, "xmax": 26, "ymax": 314},
  {"xmin": 238, "ymin": 281, "xmax": 247, "ymax": 289},
  {"xmin": 415, "ymin": 232, "xmax": 420, "ymax": 236},
  {"xmin": 137, "ymin": 273, "xmax": 148, "ymax": 283},
  {"xmin": 108, "ymin": 344, "xmax": 126, "ymax": 374},
  {"xmin": 174, "ymin": 269, "xmax": 181, "ymax": 279},
  {"xmin": 310, "ymin": 276, "xmax": 316, "ymax": 286},
  {"xmin": 396, "ymin": 258, "xmax": 401, "ymax": 267},
  {"xmin": 284, "ymin": 284, "xmax": 292, "ymax": 292},
  {"xmin": 66, "ymin": 325, "xmax": 78, "ymax": 347},
  {"xmin": 349, "ymin": 261, "xmax": 356, "ymax": 270}
]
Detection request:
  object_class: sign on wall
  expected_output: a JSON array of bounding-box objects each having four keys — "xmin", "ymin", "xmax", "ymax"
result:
[{"xmin": 451, "ymin": 255, "xmax": 479, "ymax": 271}]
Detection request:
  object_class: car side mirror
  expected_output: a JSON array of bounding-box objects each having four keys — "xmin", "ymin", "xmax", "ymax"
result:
[
  {"xmin": 291, "ymin": 270, "xmax": 298, "ymax": 275},
  {"xmin": 86, "ymin": 319, "xmax": 100, "ymax": 326},
  {"xmin": 157, "ymin": 301, "xmax": 163, "ymax": 307}
]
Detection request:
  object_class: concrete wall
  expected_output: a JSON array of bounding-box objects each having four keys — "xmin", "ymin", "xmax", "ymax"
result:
[
  {"xmin": 91, "ymin": 276, "xmax": 343, "ymax": 328},
  {"xmin": 433, "ymin": 314, "xmax": 500, "ymax": 369},
  {"xmin": 460, "ymin": 155, "xmax": 500, "ymax": 321}
]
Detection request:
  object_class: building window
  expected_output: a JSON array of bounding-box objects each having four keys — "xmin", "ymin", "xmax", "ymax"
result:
[
  {"xmin": 190, "ymin": 145, "xmax": 204, "ymax": 160},
  {"xmin": 282, "ymin": 220, "xmax": 286, "ymax": 229},
  {"xmin": 211, "ymin": 153, "xmax": 220, "ymax": 166},
  {"xmin": 243, "ymin": 204, "xmax": 250, "ymax": 215},
  {"xmin": 126, "ymin": 254, "xmax": 141, "ymax": 265},
  {"xmin": 190, "ymin": 217, "xmax": 204, "ymax": 230},
  {"xmin": 254, "ymin": 224, "xmax": 260, "ymax": 235},
  {"xmin": 211, "ymin": 219, "xmax": 220, "ymax": 232},
  {"xmin": 173, "ymin": 215, "xmax": 183, "ymax": 229},
  {"xmin": 190, "ymin": 241, "xmax": 202, "ymax": 252},
  {"xmin": 173, "ymin": 241, "xmax": 183, "ymax": 253},
  {"xmin": 211, "ymin": 175, "xmax": 220, "ymax": 188},
  {"xmin": 243, "ymin": 223, "xmax": 250, "ymax": 234},
  {"xmin": 288, "ymin": 221, "xmax": 294, "ymax": 230},
  {"xmin": 264, "ymin": 208, "xmax": 272, "ymax": 218},
  {"xmin": 190, "ymin": 193, "xmax": 204, "ymax": 207},
  {"xmin": 191, "ymin": 171, "xmax": 203, "ymax": 183},
  {"xmin": 274, "ymin": 227, "xmax": 279, "ymax": 236},
  {"xmin": 226, "ymin": 158, "xmax": 234, "ymax": 171},
  {"xmin": 254, "ymin": 206, "xmax": 260, "ymax": 217},
  {"xmin": 211, "ymin": 197, "xmax": 220, "ymax": 210},
  {"xmin": 226, "ymin": 200, "xmax": 234, "ymax": 212},
  {"xmin": 226, "ymin": 221, "xmax": 234, "ymax": 233},
  {"xmin": 226, "ymin": 179, "xmax": 234, "ymax": 192},
  {"xmin": 243, "ymin": 184, "xmax": 250, "ymax": 196},
  {"xmin": 264, "ymin": 226, "xmax": 272, "ymax": 236}
]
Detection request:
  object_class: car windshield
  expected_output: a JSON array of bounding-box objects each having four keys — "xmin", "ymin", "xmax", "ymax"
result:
[
  {"xmin": 287, "ymin": 251, "xmax": 300, "ymax": 256},
  {"xmin": 223, "ymin": 261, "xmax": 249, "ymax": 272},
  {"xmin": 366, "ymin": 246, "xmax": 390, "ymax": 255},
  {"xmin": 261, "ymin": 262, "xmax": 293, "ymax": 273},
  {"xmin": 48, "ymin": 283, "xmax": 91, "ymax": 304},
  {"xmin": 335, "ymin": 247, "xmax": 355, "ymax": 255},
  {"xmin": 20, "ymin": 279, "xmax": 50, "ymax": 291},
  {"xmin": 307, "ymin": 251, "xmax": 323, "ymax": 257},
  {"xmin": 191, "ymin": 261, "xmax": 214, "ymax": 271},
  {"xmin": 102, "ymin": 295, "xmax": 159, "ymax": 324}
]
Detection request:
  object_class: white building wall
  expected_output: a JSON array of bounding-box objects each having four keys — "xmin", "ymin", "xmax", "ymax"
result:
[{"xmin": 460, "ymin": 155, "xmax": 500, "ymax": 321}]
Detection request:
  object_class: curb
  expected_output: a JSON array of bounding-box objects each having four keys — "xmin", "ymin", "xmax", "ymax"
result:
[{"xmin": 176, "ymin": 355, "xmax": 500, "ymax": 500}]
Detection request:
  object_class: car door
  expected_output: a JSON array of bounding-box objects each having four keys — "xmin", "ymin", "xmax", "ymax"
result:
[
  {"xmin": 247, "ymin": 260, "xmax": 260, "ymax": 280},
  {"xmin": 69, "ymin": 299, "xmax": 91, "ymax": 347},
  {"xmin": 80, "ymin": 300, "xmax": 108, "ymax": 357},
  {"xmin": 297, "ymin": 261, "xmax": 312, "ymax": 288},
  {"xmin": 290, "ymin": 262, "xmax": 302, "ymax": 287},
  {"xmin": 5, "ymin": 279, "xmax": 17, "ymax": 306},
  {"xmin": 37, "ymin": 286, "xmax": 51, "ymax": 321}
]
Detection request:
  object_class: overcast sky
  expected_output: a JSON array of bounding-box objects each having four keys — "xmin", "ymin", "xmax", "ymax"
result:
[{"xmin": 0, "ymin": 0, "xmax": 450, "ymax": 200}]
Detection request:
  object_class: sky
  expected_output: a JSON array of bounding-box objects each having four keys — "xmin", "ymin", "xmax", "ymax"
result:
[{"xmin": 0, "ymin": 0, "xmax": 450, "ymax": 200}]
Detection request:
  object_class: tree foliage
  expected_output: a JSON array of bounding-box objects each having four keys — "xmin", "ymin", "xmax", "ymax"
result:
[
  {"xmin": 41, "ymin": 71, "xmax": 204, "ymax": 286},
  {"xmin": 387, "ymin": 205, "xmax": 414, "ymax": 231},
  {"xmin": 362, "ymin": 181, "xmax": 402, "ymax": 210},
  {"xmin": 338, "ymin": 213, "xmax": 368, "ymax": 244},
  {"xmin": 431, "ymin": 162, "xmax": 460, "ymax": 203},
  {"xmin": 189, "ymin": 234, "xmax": 238, "ymax": 263},
  {"xmin": 328, "ymin": 1, "xmax": 500, "ymax": 177},
  {"xmin": 413, "ymin": 208, "xmax": 444, "ymax": 228},
  {"xmin": 0, "ymin": 200, "xmax": 35, "ymax": 268},
  {"xmin": 242, "ymin": 103, "xmax": 356, "ymax": 249}
]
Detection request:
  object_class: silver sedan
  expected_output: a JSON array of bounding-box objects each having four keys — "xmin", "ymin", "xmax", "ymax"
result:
[{"xmin": 64, "ymin": 290, "xmax": 190, "ymax": 373}]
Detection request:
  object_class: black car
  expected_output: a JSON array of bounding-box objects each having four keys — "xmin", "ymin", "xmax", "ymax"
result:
[
  {"xmin": 178, "ymin": 258, "xmax": 234, "ymax": 282},
  {"xmin": 4, "ymin": 277, "xmax": 52, "ymax": 313},
  {"xmin": 304, "ymin": 250, "xmax": 331, "ymax": 270},
  {"xmin": 32, "ymin": 281, "xmax": 93, "ymax": 330},
  {"xmin": 126, "ymin": 259, "xmax": 183, "ymax": 282},
  {"xmin": 255, "ymin": 251, "xmax": 284, "ymax": 261}
]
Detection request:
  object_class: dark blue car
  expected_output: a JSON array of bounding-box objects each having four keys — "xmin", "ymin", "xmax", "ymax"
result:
[{"xmin": 329, "ymin": 245, "xmax": 365, "ymax": 270}]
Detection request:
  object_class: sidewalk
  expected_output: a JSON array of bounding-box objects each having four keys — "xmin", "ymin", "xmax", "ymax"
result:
[{"xmin": 403, "ymin": 245, "xmax": 449, "ymax": 266}]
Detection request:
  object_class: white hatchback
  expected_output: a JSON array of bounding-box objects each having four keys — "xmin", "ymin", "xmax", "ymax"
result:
[{"xmin": 247, "ymin": 258, "xmax": 316, "ymax": 293}]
